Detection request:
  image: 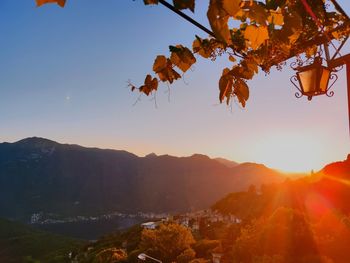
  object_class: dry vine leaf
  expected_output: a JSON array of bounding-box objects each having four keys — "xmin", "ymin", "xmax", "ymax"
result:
[
  {"xmin": 234, "ymin": 79, "xmax": 249, "ymax": 107},
  {"xmin": 153, "ymin": 55, "xmax": 181, "ymax": 84},
  {"xmin": 192, "ymin": 37, "xmax": 212, "ymax": 58},
  {"xmin": 219, "ymin": 68, "xmax": 233, "ymax": 104},
  {"xmin": 305, "ymin": 46, "xmax": 318, "ymax": 58},
  {"xmin": 207, "ymin": 0, "xmax": 232, "ymax": 45},
  {"xmin": 137, "ymin": 0, "xmax": 349, "ymax": 106},
  {"xmin": 173, "ymin": 0, "xmax": 195, "ymax": 13},
  {"xmin": 140, "ymin": 74, "xmax": 158, "ymax": 95},
  {"xmin": 143, "ymin": 0, "xmax": 158, "ymax": 5},
  {"xmin": 244, "ymin": 25, "xmax": 269, "ymax": 50},
  {"xmin": 229, "ymin": 55, "xmax": 236, "ymax": 62},
  {"xmin": 222, "ymin": 0, "xmax": 241, "ymax": 17},
  {"xmin": 282, "ymin": 11, "xmax": 303, "ymax": 44},
  {"xmin": 268, "ymin": 9, "xmax": 284, "ymax": 26},
  {"xmin": 36, "ymin": 0, "xmax": 66, "ymax": 7},
  {"xmin": 245, "ymin": 2, "xmax": 268, "ymax": 25},
  {"xmin": 170, "ymin": 45, "xmax": 196, "ymax": 73}
]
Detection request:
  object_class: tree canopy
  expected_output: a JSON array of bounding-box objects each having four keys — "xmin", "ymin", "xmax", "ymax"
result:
[
  {"xmin": 37, "ymin": 0, "xmax": 349, "ymax": 107},
  {"xmin": 139, "ymin": 223, "xmax": 195, "ymax": 262}
]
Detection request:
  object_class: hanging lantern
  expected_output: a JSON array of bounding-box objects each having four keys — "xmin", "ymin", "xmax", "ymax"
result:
[{"xmin": 290, "ymin": 57, "xmax": 338, "ymax": 101}]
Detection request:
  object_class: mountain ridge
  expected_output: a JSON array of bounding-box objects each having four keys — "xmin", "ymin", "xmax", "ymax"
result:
[{"xmin": 0, "ymin": 137, "xmax": 287, "ymax": 221}]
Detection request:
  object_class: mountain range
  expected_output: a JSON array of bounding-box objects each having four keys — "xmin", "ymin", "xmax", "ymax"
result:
[{"xmin": 0, "ymin": 137, "xmax": 287, "ymax": 221}]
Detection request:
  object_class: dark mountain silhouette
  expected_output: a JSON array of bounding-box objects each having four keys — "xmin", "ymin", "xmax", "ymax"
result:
[{"xmin": 0, "ymin": 137, "xmax": 285, "ymax": 221}]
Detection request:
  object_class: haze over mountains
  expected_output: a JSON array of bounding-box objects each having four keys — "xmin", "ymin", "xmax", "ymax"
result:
[{"xmin": 0, "ymin": 137, "xmax": 287, "ymax": 221}]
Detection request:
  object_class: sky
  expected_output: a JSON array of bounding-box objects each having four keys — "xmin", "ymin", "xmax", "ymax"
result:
[{"xmin": 0, "ymin": 0, "xmax": 349, "ymax": 173}]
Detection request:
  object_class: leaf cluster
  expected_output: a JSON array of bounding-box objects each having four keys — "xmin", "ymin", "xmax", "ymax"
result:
[
  {"xmin": 36, "ymin": 0, "xmax": 349, "ymax": 107},
  {"xmin": 137, "ymin": 0, "xmax": 349, "ymax": 107}
]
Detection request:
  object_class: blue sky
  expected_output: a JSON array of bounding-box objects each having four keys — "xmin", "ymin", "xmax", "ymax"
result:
[{"xmin": 0, "ymin": 0, "xmax": 349, "ymax": 172}]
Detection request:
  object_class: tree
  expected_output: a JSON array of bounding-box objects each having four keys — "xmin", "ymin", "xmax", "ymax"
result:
[
  {"xmin": 176, "ymin": 248, "xmax": 196, "ymax": 263},
  {"xmin": 36, "ymin": 0, "xmax": 349, "ymax": 107},
  {"xmin": 139, "ymin": 222, "xmax": 195, "ymax": 262},
  {"xmin": 93, "ymin": 248, "xmax": 127, "ymax": 263},
  {"xmin": 189, "ymin": 259, "xmax": 210, "ymax": 263},
  {"xmin": 193, "ymin": 239, "xmax": 220, "ymax": 259},
  {"xmin": 233, "ymin": 207, "xmax": 320, "ymax": 263}
]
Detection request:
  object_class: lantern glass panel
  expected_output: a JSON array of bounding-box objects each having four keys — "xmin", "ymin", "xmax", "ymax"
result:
[
  {"xmin": 298, "ymin": 68, "xmax": 318, "ymax": 94},
  {"xmin": 320, "ymin": 67, "xmax": 330, "ymax": 93}
]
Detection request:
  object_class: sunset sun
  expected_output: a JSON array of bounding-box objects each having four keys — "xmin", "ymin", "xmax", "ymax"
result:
[{"xmin": 253, "ymin": 133, "xmax": 328, "ymax": 173}]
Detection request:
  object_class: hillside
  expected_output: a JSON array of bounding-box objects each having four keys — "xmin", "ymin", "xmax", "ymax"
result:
[
  {"xmin": 0, "ymin": 137, "xmax": 285, "ymax": 221},
  {"xmin": 44, "ymin": 155, "xmax": 350, "ymax": 263},
  {"xmin": 0, "ymin": 217, "xmax": 83, "ymax": 263},
  {"xmin": 212, "ymin": 154, "xmax": 350, "ymax": 220},
  {"xmin": 214, "ymin": 157, "xmax": 239, "ymax": 168}
]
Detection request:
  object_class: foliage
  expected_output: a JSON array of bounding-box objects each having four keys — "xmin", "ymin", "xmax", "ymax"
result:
[
  {"xmin": 36, "ymin": 0, "xmax": 65, "ymax": 7},
  {"xmin": 176, "ymin": 247, "xmax": 196, "ymax": 263},
  {"xmin": 199, "ymin": 221, "xmax": 231, "ymax": 240},
  {"xmin": 140, "ymin": 222, "xmax": 195, "ymax": 262},
  {"xmin": 0, "ymin": 217, "xmax": 83, "ymax": 263},
  {"xmin": 233, "ymin": 208, "xmax": 319, "ymax": 262},
  {"xmin": 61, "ymin": 159, "xmax": 350, "ymax": 263},
  {"xmin": 189, "ymin": 258, "xmax": 210, "ymax": 263},
  {"xmin": 93, "ymin": 248, "xmax": 127, "ymax": 263},
  {"xmin": 73, "ymin": 225, "xmax": 143, "ymax": 262},
  {"xmin": 36, "ymin": 0, "xmax": 349, "ymax": 107},
  {"xmin": 193, "ymin": 239, "xmax": 220, "ymax": 259},
  {"xmin": 211, "ymin": 188, "xmax": 266, "ymax": 219},
  {"xmin": 137, "ymin": 0, "xmax": 350, "ymax": 107}
]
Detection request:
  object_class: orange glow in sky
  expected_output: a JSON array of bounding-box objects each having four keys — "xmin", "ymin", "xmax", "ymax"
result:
[{"xmin": 248, "ymin": 133, "xmax": 331, "ymax": 173}]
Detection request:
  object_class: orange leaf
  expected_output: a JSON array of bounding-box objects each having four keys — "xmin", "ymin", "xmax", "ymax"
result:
[
  {"xmin": 234, "ymin": 79, "xmax": 249, "ymax": 107},
  {"xmin": 244, "ymin": 25, "xmax": 269, "ymax": 50},
  {"xmin": 219, "ymin": 68, "xmax": 233, "ymax": 104},
  {"xmin": 140, "ymin": 74, "xmax": 158, "ymax": 96},
  {"xmin": 36, "ymin": 0, "xmax": 66, "ymax": 7},
  {"xmin": 153, "ymin": 56, "xmax": 168, "ymax": 73},
  {"xmin": 170, "ymin": 45, "xmax": 196, "ymax": 73},
  {"xmin": 153, "ymin": 56, "xmax": 180, "ymax": 84},
  {"xmin": 207, "ymin": 0, "xmax": 231, "ymax": 45},
  {"xmin": 143, "ymin": 0, "xmax": 158, "ymax": 5},
  {"xmin": 173, "ymin": 0, "xmax": 195, "ymax": 13}
]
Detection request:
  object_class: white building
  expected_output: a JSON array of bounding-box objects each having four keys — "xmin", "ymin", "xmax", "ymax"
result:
[{"xmin": 141, "ymin": 221, "xmax": 159, "ymax": 229}]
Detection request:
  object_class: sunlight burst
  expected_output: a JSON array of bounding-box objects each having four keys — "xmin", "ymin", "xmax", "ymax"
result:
[{"xmin": 253, "ymin": 133, "xmax": 328, "ymax": 173}]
